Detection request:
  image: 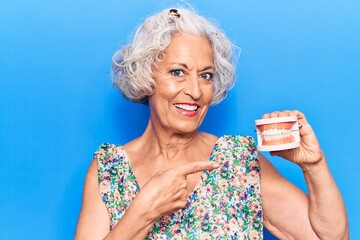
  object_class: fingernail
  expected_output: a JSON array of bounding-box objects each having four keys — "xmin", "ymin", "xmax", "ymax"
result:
[{"xmin": 212, "ymin": 163, "xmax": 220, "ymax": 168}]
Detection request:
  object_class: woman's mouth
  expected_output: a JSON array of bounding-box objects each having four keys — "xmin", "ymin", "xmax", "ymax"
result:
[{"xmin": 173, "ymin": 103, "xmax": 200, "ymax": 117}]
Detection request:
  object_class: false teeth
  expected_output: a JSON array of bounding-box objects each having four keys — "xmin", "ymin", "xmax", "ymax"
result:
[
  {"xmin": 254, "ymin": 116, "xmax": 300, "ymax": 151},
  {"xmin": 260, "ymin": 128, "xmax": 292, "ymax": 141}
]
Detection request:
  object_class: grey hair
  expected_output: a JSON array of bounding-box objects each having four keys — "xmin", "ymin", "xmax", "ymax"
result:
[{"xmin": 111, "ymin": 7, "xmax": 237, "ymax": 105}]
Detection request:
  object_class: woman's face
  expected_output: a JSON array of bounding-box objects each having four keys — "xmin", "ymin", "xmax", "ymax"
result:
[{"xmin": 149, "ymin": 33, "xmax": 214, "ymax": 135}]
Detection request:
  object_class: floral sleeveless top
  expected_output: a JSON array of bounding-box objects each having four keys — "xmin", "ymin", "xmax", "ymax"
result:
[{"xmin": 95, "ymin": 135, "xmax": 263, "ymax": 239}]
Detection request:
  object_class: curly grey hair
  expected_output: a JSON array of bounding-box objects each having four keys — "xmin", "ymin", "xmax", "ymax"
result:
[{"xmin": 111, "ymin": 7, "xmax": 236, "ymax": 106}]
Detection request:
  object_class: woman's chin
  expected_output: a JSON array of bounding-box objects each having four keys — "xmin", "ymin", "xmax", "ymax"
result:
[{"xmin": 171, "ymin": 124, "xmax": 200, "ymax": 135}]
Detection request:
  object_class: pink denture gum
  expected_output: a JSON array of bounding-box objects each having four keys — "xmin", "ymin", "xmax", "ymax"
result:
[{"xmin": 254, "ymin": 116, "xmax": 300, "ymax": 151}]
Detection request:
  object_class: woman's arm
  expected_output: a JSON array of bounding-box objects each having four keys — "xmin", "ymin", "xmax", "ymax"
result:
[
  {"xmin": 75, "ymin": 158, "xmax": 219, "ymax": 239},
  {"xmin": 302, "ymin": 155, "xmax": 349, "ymax": 239},
  {"xmin": 260, "ymin": 110, "xmax": 349, "ymax": 240},
  {"xmin": 75, "ymin": 159, "xmax": 111, "ymax": 239},
  {"xmin": 74, "ymin": 159, "xmax": 156, "ymax": 240}
]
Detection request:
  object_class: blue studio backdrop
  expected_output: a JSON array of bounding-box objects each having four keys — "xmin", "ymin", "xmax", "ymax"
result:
[{"xmin": 1, "ymin": 1, "xmax": 359, "ymax": 239}]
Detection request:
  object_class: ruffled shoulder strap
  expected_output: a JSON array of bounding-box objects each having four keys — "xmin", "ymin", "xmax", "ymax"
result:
[
  {"xmin": 94, "ymin": 143, "xmax": 122, "ymax": 205},
  {"xmin": 93, "ymin": 143, "xmax": 139, "ymax": 228},
  {"xmin": 219, "ymin": 135, "xmax": 260, "ymax": 183}
]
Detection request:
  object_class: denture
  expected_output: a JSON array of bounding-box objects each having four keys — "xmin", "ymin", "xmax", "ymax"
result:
[{"xmin": 254, "ymin": 116, "xmax": 300, "ymax": 151}]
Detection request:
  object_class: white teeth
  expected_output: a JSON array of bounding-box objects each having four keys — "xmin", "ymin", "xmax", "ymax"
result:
[
  {"xmin": 174, "ymin": 104, "xmax": 198, "ymax": 111},
  {"xmin": 260, "ymin": 128, "xmax": 292, "ymax": 141}
]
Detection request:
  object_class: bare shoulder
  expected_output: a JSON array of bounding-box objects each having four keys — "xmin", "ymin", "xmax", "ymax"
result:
[
  {"xmin": 122, "ymin": 137, "xmax": 140, "ymax": 150},
  {"xmin": 258, "ymin": 153, "xmax": 282, "ymax": 180},
  {"xmin": 198, "ymin": 131, "xmax": 219, "ymax": 146},
  {"xmin": 122, "ymin": 137, "xmax": 148, "ymax": 166}
]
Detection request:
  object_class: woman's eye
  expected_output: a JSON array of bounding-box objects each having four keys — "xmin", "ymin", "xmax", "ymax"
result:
[
  {"xmin": 170, "ymin": 69, "xmax": 185, "ymax": 77},
  {"xmin": 200, "ymin": 72, "xmax": 214, "ymax": 81}
]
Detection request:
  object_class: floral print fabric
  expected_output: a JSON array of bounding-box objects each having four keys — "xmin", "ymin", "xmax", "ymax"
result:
[{"xmin": 96, "ymin": 135, "xmax": 263, "ymax": 239}]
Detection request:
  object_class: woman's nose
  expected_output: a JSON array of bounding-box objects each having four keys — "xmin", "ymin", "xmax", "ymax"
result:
[{"xmin": 183, "ymin": 74, "xmax": 201, "ymax": 100}]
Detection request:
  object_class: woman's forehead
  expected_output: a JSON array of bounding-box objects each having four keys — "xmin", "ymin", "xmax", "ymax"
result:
[{"xmin": 160, "ymin": 34, "xmax": 214, "ymax": 65}]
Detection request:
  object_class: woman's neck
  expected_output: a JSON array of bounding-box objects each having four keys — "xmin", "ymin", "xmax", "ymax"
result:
[{"xmin": 139, "ymin": 119, "xmax": 203, "ymax": 161}]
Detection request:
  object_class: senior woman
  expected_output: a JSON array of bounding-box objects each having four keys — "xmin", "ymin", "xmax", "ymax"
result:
[{"xmin": 75, "ymin": 8, "xmax": 348, "ymax": 239}]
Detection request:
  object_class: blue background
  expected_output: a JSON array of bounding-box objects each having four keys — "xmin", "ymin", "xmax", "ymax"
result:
[{"xmin": 1, "ymin": 0, "xmax": 359, "ymax": 239}]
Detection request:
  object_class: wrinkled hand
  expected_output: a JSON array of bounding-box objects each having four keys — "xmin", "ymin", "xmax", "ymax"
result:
[
  {"xmin": 262, "ymin": 110, "xmax": 324, "ymax": 167},
  {"xmin": 135, "ymin": 161, "xmax": 219, "ymax": 220}
]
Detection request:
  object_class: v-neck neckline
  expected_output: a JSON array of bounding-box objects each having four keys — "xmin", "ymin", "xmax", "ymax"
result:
[{"xmin": 118, "ymin": 136, "xmax": 224, "ymax": 197}]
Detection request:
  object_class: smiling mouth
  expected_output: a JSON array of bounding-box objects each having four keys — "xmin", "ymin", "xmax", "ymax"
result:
[{"xmin": 173, "ymin": 103, "xmax": 199, "ymax": 112}]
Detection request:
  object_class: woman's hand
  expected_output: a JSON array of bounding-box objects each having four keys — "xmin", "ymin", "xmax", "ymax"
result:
[
  {"xmin": 262, "ymin": 110, "xmax": 324, "ymax": 168},
  {"xmin": 260, "ymin": 110, "xmax": 349, "ymax": 239},
  {"xmin": 132, "ymin": 161, "xmax": 219, "ymax": 220}
]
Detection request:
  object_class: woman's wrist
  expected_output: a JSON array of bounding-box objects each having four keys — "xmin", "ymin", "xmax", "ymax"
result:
[
  {"xmin": 129, "ymin": 196, "xmax": 159, "ymax": 225},
  {"xmin": 105, "ymin": 198, "xmax": 158, "ymax": 240},
  {"xmin": 299, "ymin": 153, "xmax": 327, "ymax": 174}
]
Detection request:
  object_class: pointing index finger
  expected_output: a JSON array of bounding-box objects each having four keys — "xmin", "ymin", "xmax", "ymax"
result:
[{"xmin": 177, "ymin": 161, "xmax": 220, "ymax": 176}]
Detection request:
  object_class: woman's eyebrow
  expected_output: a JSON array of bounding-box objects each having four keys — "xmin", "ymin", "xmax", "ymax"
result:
[
  {"xmin": 170, "ymin": 63, "xmax": 215, "ymax": 71},
  {"xmin": 201, "ymin": 66, "xmax": 215, "ymax": 71},
  {"xmin": 169, "ymin": 63, "xmax": 189, "ymax": 69}
]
